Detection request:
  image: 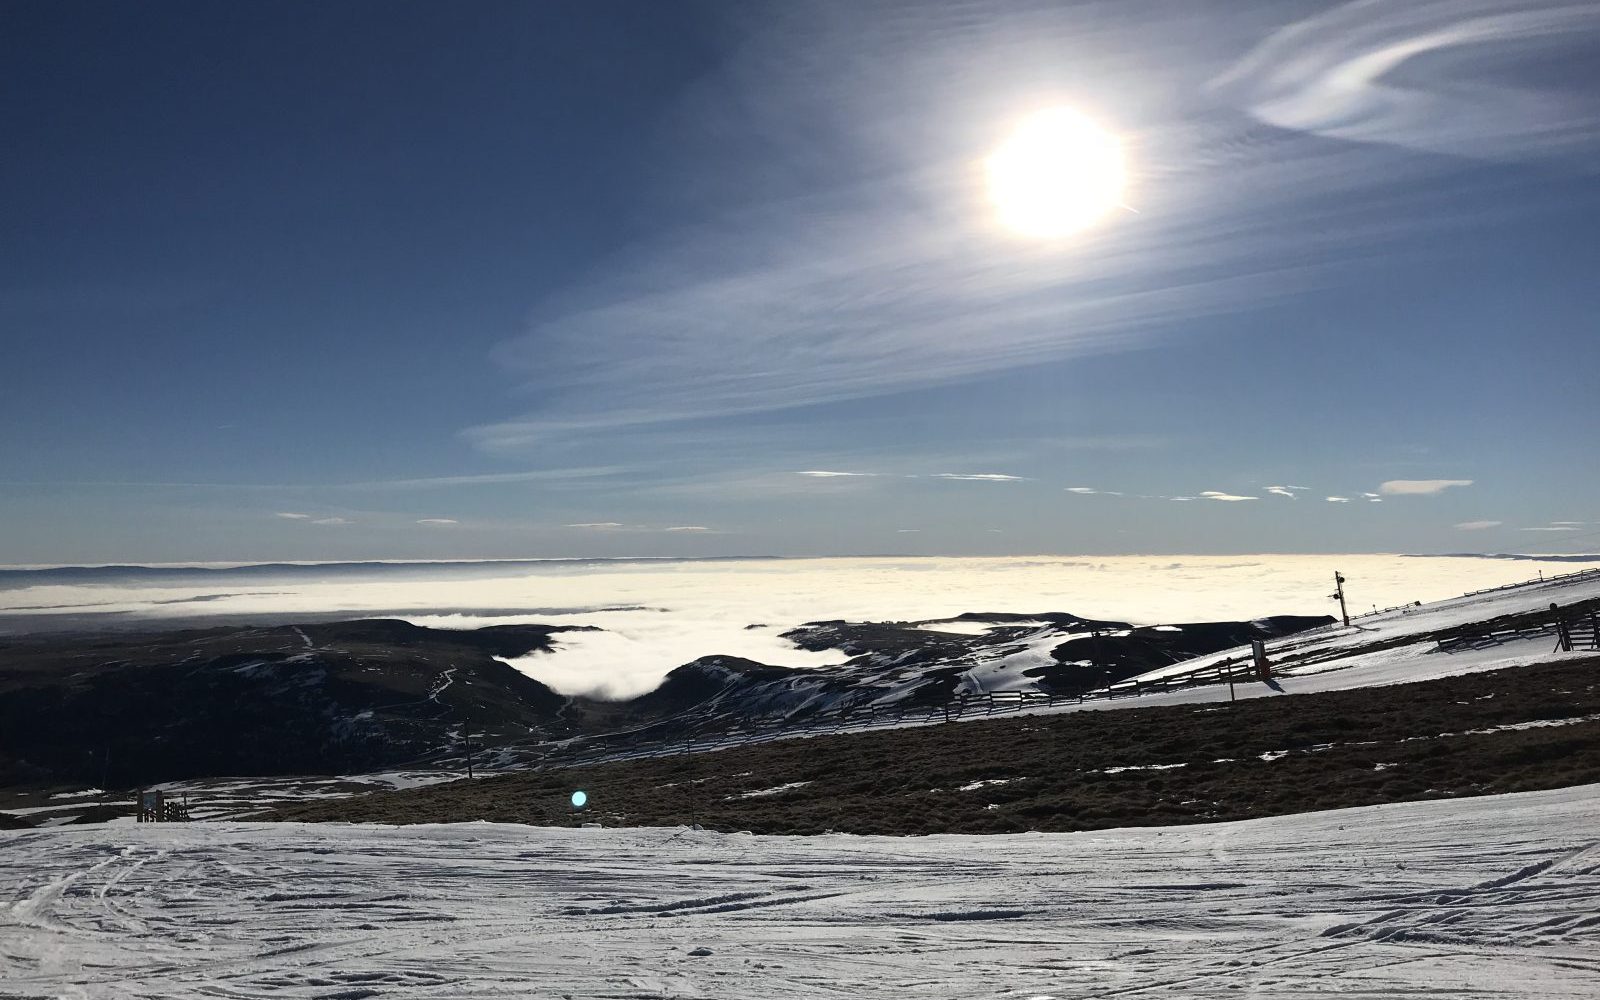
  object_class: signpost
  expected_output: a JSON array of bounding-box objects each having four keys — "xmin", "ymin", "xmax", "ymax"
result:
[{"xmin": 1251, "ymin": 639, "xmax": 1272, "ymax": 682}]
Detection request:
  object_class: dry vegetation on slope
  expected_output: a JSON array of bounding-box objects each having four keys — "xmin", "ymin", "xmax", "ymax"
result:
[{"xmin": 268, "ymin": 656, "xmax": 1600, "ymax": 835}]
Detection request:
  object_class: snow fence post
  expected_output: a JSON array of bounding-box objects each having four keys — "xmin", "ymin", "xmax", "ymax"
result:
[{"xmin": 1553, "ymin": 603, "xmax": 1573, "ymax": 652}]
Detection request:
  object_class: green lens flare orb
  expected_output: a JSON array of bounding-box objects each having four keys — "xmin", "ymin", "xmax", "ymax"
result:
[{"xmin": 571, "ymin": 790, "xmax": 588, "ymax": 809}]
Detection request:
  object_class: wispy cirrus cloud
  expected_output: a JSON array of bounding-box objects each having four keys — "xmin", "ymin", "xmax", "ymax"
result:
[
  {"xmin": 1199, "ymin": 491, "xmax": 1258, "ymax": 502},
  {"xmin": 1213, "ymin": 0, "xmax": 1600, "ymax": 163},
  {"xmin": 1380, "ymin": 479, "xmax": 1473, "ymax": 495},
  {"xmin": 794, "ymin": 470, "xmax": 878, "ymax": 478},
  {"xmin": 564, "ymin": 522, "xmax": 716, "ymax": 534},
  {"xmin": 463, "ymin": 4, "xmax": 1520, "ymax": 457},
  {"xmin": 1454, "ymin": 520, "xmax": 1503, "ymax": 531},
  {"xmin": 932, "ymin": 473, "xmax": 1027, "ymax": 482},
  {"xmin": 1326, "ymin": 496, "xmax": 1351, "ymax": 503},
  {"xmin": 1264, "ymin": 485, "xmax": 1306, "ymax": 498},
  {"xmin": 276, "ymin": 511, "xmax": 351, "ymax": 525},
  {"xmin": 1065, "ymin": 487, "xmax": 1098, "ymax": 494},
  {"xmin": 345, "ymin": 467, "xmax": 631, "ymax": 490},
  {"xmin": 416, "ymin": 518, "xmax": 460, "ymax": 526}
]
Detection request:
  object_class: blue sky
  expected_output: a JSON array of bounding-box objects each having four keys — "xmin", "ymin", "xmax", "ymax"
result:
[{"xmin": 3, "ymin": 0, "xmax": 1598, "ymax": 563}]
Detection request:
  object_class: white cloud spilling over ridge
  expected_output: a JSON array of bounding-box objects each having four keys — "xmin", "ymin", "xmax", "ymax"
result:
[
  {"xmin": 1213, "ymin": 0, "xmax": 1600, "ymax": 162},
  {"xmin": 5, "ymin": 555, "xmax": 1597, "ymax": 699}
]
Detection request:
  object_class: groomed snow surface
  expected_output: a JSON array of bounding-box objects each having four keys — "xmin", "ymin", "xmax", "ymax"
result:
[{"xmin": 5, "ymin": 785, "xmax": 1599, "ymax": 998}]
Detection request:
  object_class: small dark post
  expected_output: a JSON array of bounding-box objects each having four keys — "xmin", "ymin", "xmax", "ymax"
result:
[
  {"xmin": 463, "ymin": 711, "xmax": 474, "ymax": 780},
  {"xmin": 1331, "ymin": 571, "xmax": 1350, "ymax": 627},
  {"xmin": 683, "ymin": 738, "xmax": 699, "ymax": 829},
  {"xmin": 1553, "ymin": 603, "xmax": 1573, "ymax": 653}
]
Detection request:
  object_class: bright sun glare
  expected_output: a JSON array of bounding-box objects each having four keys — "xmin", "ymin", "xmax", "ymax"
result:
[{"xmin": 986, "ymin": 107, "xmax": 1125, "ymax": 239}]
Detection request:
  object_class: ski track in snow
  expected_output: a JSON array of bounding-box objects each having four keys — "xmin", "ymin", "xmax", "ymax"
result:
[
  {"xmin": 427, "ymin": 666, "xmax": 456, "ymax": 706},
  {"xmin": 3, "ymin": 786, "xmax": 1599, "ymax": 998}
]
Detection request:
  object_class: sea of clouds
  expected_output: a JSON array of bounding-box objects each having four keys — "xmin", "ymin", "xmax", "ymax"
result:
[{"xmin": 4, "ymin": 554, "xmax": 1595, "ymax": 699}]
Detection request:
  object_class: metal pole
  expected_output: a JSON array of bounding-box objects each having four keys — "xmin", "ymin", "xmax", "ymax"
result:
[
  {"xmin": 1333, "ymin": 571, "xmax": 1350, "ymax": 627},
  {"xmin": 464, "ymin": 711, "xmax": 474, "ymax": 780}
]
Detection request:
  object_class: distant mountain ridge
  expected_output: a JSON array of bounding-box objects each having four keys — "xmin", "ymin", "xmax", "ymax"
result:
[{"xmin": 0, "ymin": 610, "xmax": 1330, "ymax": 792}]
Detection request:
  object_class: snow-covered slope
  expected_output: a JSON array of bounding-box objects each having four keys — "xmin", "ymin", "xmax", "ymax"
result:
[
  {"xmin": 1126, "ymin": 569, "xmax": 1600, "ymax": 689},
  {"xmin": 4, "ymin": 784, "xmax": 1598, "ymax": 998}
]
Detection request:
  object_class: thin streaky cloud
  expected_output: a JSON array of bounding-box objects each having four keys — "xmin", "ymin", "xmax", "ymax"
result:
[
  {"xmin": 1065, "ymin": 487, "xmax": 1098, "ymax": 494},
  {"xmin": 1521, "ymin": 525, "xmax": 1582, "ymax": 532},
  {"xmin": 1213, "ymin": 0, "xmax": 1600, "ymax": 163},
  {"xmin": 1380, "ymin": 479, "xmax": 1473, "ymax": 495},
  {"xmin": 664, "ymin": 526, "xmax": 711, "ymax": 532},
  {"xmin": 344, "ymin": 466, "xmax": 633, "ymax": 490},
  {"xmin": 468, "ymin": 3, "xmax": 1520, "ymax": 454},
  {"xmin": 565, "ymin": 522, "xmax": 625, "ymax": 530},
  {"xmin": 1327, "ymin": 496, "xmax": 1351, "ymax": 503},
  {"xmin": 794, "ymin": 470, "xmax": 877, "ymax": 478},
  {"xmin": 1199, "ymin": 491, "xmax": 1259, "ymax": 502},
  {"xmin": 932, "ymin": 473, "xmax": 1027, "ymax": 482},
  {"xmin": 416, "ymin": 518, "xmax": 460, "ymax": 526},
  {"xmin": 310, "ymin": 517, "xmax": 352, "ymax": 526},
  {"xmin": 274, "ymin": 512, "xmax": 312, "ymax": 520},
  {"xmin": 1454, "ymin": 520, "xmax": 1503, "ymax": 531},
  {"xmin": 1, "ymin": 466, "xmax": 633, "ymax": 492}
]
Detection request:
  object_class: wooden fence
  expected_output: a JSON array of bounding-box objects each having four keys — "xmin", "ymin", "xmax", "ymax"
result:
[
  {"xmin": 1458, "ymin": 566, "xmax": 1600, "ymax": 600},
  {"xmin": 1436, "ymin": 599, "xmax": 1600, "ymax": 654}
]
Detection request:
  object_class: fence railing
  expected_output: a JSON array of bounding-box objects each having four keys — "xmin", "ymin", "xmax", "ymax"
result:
[
  {"xmin": 1435, "ymin": 598, "xmax": 1600, "ymax": 654},
  {"xmin": 1458, "ymin": 566, "xmax": 1600, "ymax": 600}
]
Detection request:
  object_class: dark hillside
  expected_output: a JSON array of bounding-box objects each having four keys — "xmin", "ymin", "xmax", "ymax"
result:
[
  {"xmin": 269, "ymin": 656, "xmax": 1600, "ymax": 835},
  {"xmin": 0, "ymin": 620, "xmax": 579, "ymax": 787}
]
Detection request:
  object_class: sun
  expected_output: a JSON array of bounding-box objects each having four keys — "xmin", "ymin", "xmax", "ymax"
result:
[{"xmin": 985, "ymin": 107, "xmax": 1126, "ymax": 239}]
